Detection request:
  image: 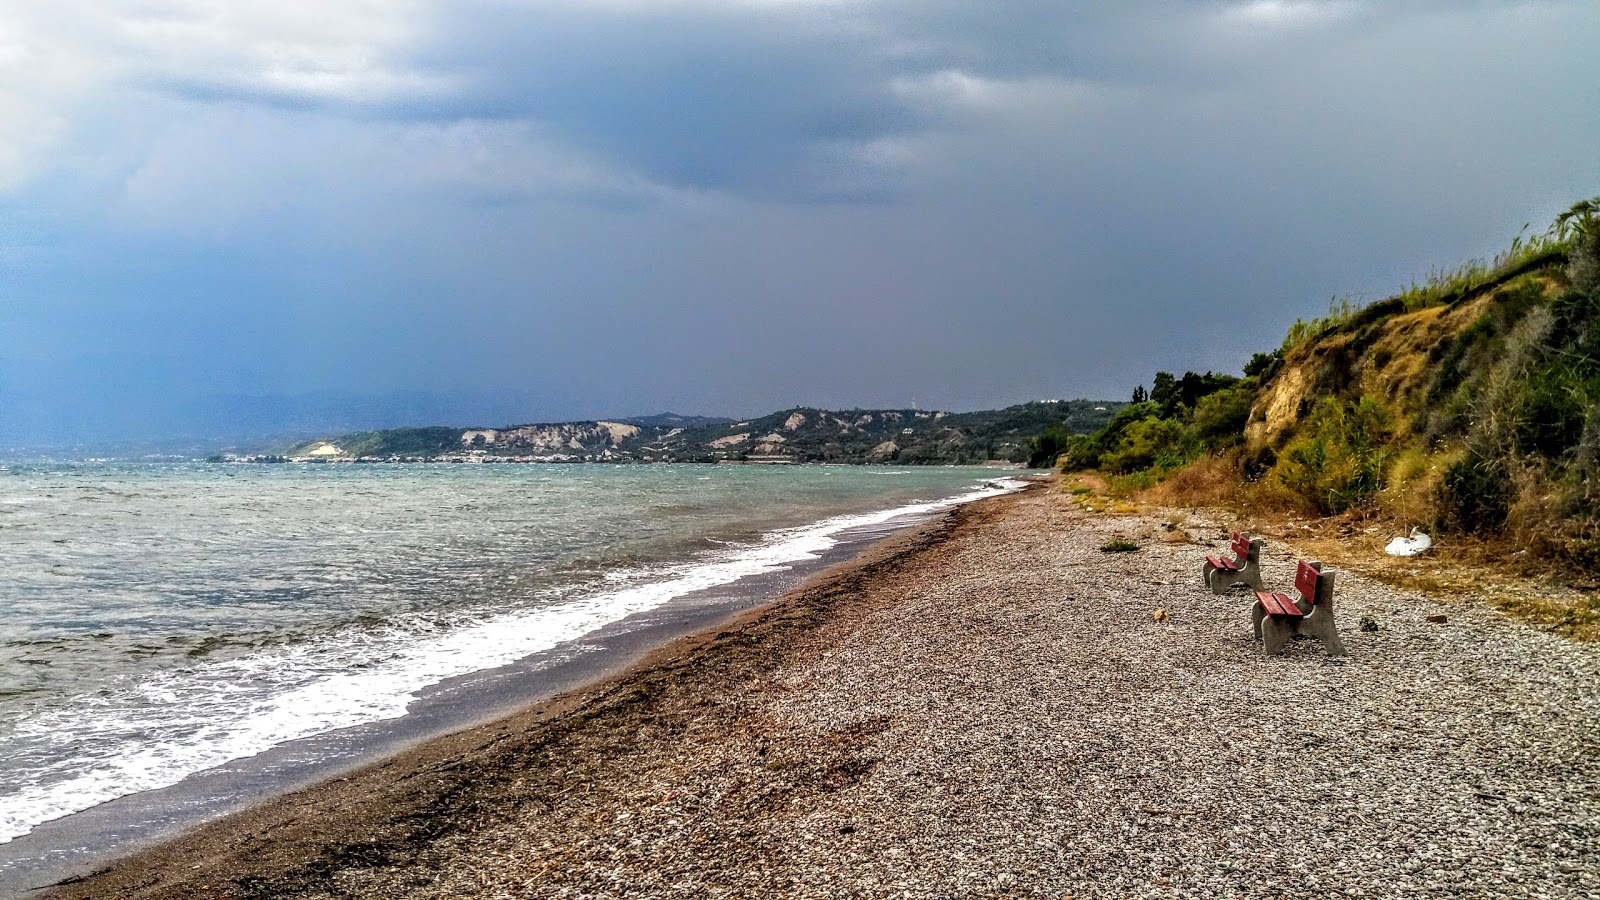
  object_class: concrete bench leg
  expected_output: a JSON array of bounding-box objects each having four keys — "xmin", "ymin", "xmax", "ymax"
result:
[
  {"xmin": 1299, "ymin": 610, "xmax": 1347, "ymax": 657},
  {"xmin": 1261, "ymin": 616, "xmax": 1297, "ymax": 655},
  {"xmin": 1251, "ymin": 602, "xmax": 1267, "ymax": 640},
  {"xmin": 1210, "ymin": 564, "xmax": 1263, "ymax": 594},
  {"xmin": 1202, "ymin": 560, "xmax": 1217, "ymax": 589}
]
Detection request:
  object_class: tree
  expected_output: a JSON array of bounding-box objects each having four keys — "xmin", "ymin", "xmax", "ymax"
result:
[
  {"xmin": 1026, "ymin": 424, "xmax": 1075, "ymax": 468},
  {"xmin": 1193, "ymin": 387, "xmax": 1254, "ymax": 444},
  {"xmin": 1244, "ymin": 350, "xmax": 1283, "ymax": 379},
  {"xmin": 1131, "ymin": 385, "xmax": 1148, "ymax": 403},
  {"xmin": 1150, "ymin": 372, "xmax": 1178, "ymax": 412},
  {"xmin": 1151, "ymin": 370, "xmax": 1239, "ymax": 418}
]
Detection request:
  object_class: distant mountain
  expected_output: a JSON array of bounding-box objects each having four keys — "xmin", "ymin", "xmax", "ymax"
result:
[{"xmin": 279, "ymin": 400, "xmax": 1125, "ymax": 465}]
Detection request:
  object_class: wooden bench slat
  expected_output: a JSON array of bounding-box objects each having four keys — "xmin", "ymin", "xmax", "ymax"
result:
[
  {"xmin": 1230, "ymin": 533, "xmax": 1252, "ymax": 559},
  {"xmin": 1206, "ymin": 554, "xmax": 1240, "ymax": 572},
  {"xmin": 1295, "ymin": 561, "xmax": 1321, "ymax": 602},
  {"xmin": 1254, "ymin": 591, "xmax": 1302, "ymax": 618}
]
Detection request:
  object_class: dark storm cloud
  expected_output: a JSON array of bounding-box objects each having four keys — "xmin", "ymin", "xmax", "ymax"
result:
[
  {"xmin": 333, "ymin": 0, "xmax": 1555, "ymax": 197},
  {"xmin": 411, "ymin": 3, "xmax": 921, "ymax": 198},
  {"xmin": 123, "ymin": 0, "xmax": 1578, "ymax": 203}
]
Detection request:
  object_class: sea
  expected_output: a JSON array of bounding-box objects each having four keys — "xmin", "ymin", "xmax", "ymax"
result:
[{"xmin": 0, "ymin": 461, "xmax": 1019, "ymax": 887}]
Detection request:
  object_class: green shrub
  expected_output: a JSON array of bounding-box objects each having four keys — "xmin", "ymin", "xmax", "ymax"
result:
[
  {"xmin": 1026, "ymin": 424, "xmax": 1076, "ymax": 469},
  {"xmin": 1555, "ymin": 196, "xmax": 1600, "ymax": 294},
  {"xmin": 1059, "ymin": 401, "xmax": 1161, "ymax": 470},
  {"xmin": 1518, "ymin": 363, "xmax": 1593, "ymax": 457},
  {"xmin": 1100, "ymin": 417, "xmax": 1198, "ymax": 475},
  {"xmin": 1100, "ymin": 538, "xmax": 1139, "ymax": 553},
  {"xmin": 1275, "ymin": 396, "xmax": 1394, "ymax": 515},
  {"xmin": 1106, "ymin": 469, "xmax": 1159, "ymax": 493},
  {"xmin": 1192, "ymin": 386, "xmax": 1254, "ymax": 445},
  {"xmin": 1433, "ymin": 287, "xmax": 1600, "ymax": 556},
  {"xmin": 1244, "ymin": 350, "xmax": 1283, "ymax": 379},
  {"xmin": 1426, "ymin": 313, "xmax": 1497, "ymax": 410},
  {"xmin": 1438, "ymin": 453, "xmax": 1512, "ymax": 534}
]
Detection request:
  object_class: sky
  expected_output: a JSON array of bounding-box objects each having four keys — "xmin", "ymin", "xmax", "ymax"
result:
[{"xmin": 2, "ymin": 0, "xmax": 1597, "ymax": 446}]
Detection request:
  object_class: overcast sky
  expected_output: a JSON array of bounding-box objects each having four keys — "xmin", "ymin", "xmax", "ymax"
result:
[{"xmin": 2, "ymin": 0, "xmax": 1597, "ymax": 444}]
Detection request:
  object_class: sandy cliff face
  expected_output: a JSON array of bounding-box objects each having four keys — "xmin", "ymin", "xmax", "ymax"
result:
[
  {"xmin": 464, "ymin": 422, "xmax": 640, "ymax": 454},
  {"xmin": 1245, "ymin": 288, "xmax": 1533, "ymax": 451}
]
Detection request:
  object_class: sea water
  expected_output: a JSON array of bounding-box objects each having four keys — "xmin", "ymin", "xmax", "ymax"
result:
[{"xmin": 0, "ymin": 462, "xmax": 1016, "ymax": 846}]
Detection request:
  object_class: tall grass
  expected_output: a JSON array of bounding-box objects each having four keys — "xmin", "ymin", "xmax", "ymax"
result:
[
  {"xmin": 1279, "ymin": 225, "xmax": 1571, "ymax": 355},
  {"xmin": 1281, "ymin": 295, "xmax": 1361, "ymax": 353},
  {"xmin": 1393, "ymin": 227, "xmax": 1569, "ymax": 313}
]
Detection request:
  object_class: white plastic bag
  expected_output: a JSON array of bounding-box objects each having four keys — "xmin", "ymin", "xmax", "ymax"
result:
[{"xmin": 1384, "ymin": 528, "xmax": 1433, "ymax": 557}]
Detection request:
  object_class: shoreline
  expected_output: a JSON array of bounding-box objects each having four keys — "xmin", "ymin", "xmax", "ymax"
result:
[
  {"xmin": 35, "ymin": 482, "xmax": 1600, "ymax": 898},
  {"xmin": 9, "ymin": 482, "xmax": 1025, "ymax": 897},
  {"xmin": 36, "ymin": 484, "xmax": 1013, "ymax": 899}
]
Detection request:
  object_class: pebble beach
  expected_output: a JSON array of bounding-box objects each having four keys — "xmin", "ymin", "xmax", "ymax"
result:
[{"xmin": 49, "ymin": 482, "xmax": 1600, "ymax": 899}]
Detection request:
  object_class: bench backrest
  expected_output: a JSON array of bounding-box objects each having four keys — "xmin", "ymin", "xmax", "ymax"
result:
[
  {"xmin": 1230, "ymin": 532, "xmax": 1252, "ymax": 560},
  {"xmin": 1294, "ymin": 560, "xmax": 1327, "ymax": 604}
]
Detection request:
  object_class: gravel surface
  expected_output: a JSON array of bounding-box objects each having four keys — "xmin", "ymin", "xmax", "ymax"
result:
[{"xmin": 55, "ymin": 484, "xmax": 1600, "ymax": 899}]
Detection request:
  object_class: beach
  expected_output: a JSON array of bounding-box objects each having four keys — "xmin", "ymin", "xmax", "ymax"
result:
[{"xmin": 42, "ymin": 482, "xmax": 1600, "ymax": 898}]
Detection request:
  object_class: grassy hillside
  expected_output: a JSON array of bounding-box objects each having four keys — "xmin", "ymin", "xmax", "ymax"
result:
[{"xmin": 1051, "ymin": 196, "xmax": 1600, "ymax": 576}]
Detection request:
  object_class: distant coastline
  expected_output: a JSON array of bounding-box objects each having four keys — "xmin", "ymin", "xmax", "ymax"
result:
[
  {"xmin": 211, "ymin": 454, "xmax": 1033, "ymax": 467},
  {"xmin": 245, "ymin": 400, "xmax": 1124, "ymax": 467}
]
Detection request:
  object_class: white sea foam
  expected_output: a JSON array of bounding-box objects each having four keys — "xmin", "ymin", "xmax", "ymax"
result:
[{"xmin": 0, "ymin": 478, "xmax": 1021, "ymax": 844}]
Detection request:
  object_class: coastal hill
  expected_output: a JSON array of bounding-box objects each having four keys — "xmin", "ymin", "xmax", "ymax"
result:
[
  {"xmin": 281, "ymin": 400, "xmax": 1124, "ymax": 465},
  {"xmin": 1050, "ymin": 196, "xmax": 1600, "ymax": 581}
]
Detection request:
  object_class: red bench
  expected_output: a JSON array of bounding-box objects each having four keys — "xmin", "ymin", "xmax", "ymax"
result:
[
  {"xmin": 1252, "ymin": 560, "xmax": 1345, "ymax": 656},
  {"xmin": 1202, "ymin": 532, "xmax": 1264, "ymax": 592}
]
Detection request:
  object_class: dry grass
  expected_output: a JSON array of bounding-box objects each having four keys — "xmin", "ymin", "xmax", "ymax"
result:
[
  {"xmin": 1054, "ymin": 470, "xmax": 1600, "ymax": 641},
  {"xmin": 1239, "ymin": 478, "xmax": 1318, "ymax": 517},
  {"xmin": 1136, "ymin": 454, "xmax": 1239, "ymax": 508},
  {"xmin": 1280, "ymin": 526, "xmax": 1600, "ymax": 641},
  {"xmin": 1060, "ymin": 473, "xmax": 1116, "ymax": 513},
  {"xmin": 1376, "ymin": 447, "xmax": 1447, "ymax": 526}
]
